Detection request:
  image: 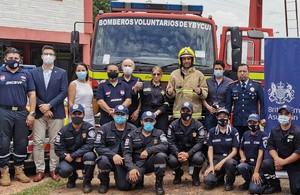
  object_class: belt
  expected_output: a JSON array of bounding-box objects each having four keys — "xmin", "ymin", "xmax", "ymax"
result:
[{"xmin": 0, "ymin": 105, "xmax": 26, "ymax": 111}]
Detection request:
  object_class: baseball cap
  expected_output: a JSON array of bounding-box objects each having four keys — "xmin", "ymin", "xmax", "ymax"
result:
[
  {"xmin": 181, "ymin": 102, "xmax": 193, "ymax": 112},
  {"xmin": 278, "ymin": 105, "xmax": 293, "ymax": 113},
  {"xmin": 70, "ymin": 104, "xmax": 84, "ymax": 114},
  {"xmin": 216, "ymin": 108, "xmax": 229, "ymax": 116},
  {"xmin": 247, "ymin": 113, "xmax": 260, "ymax": 122},
  {"xmin": 141, "ymin": 111, "xmax": 156, "ymax": 121},
  {"xmin": 114, "ymin": 105, "xmax": 129, "ymax": 115}
]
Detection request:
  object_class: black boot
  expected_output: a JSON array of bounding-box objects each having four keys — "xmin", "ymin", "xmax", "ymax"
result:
[
  {"xmin": 155, "ymin": 176, "xmax": 165, "ymax": 195},
  {"xmin": 192, "ymin": 167, "xmax": 201, "ymax": 186},
  {"xmin": 98, "ymin": 172, "xmax": 110, "ymax": 194},
  {"xmin": 82, "ymin": 180, "xmax": 92, "ymax": 193},
  {"xmin": 67, "ymin": 172, "xmax": 78, "ymax": 188},
  {"xmin": 173, "ymin": 168, "xmax": 184, "ymax": 184},
  {"xmin": 264, "ymin": 178, "xmax": 282, "ymax": 194},
  {"xmin": 134, "ymin": 177, "xmax": 144, "ymax": 190}
]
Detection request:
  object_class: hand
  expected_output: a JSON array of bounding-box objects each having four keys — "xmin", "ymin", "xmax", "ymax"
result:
[
  {"xmin": 260, "ymin": 119, "xmax": 266, "ymax": 127},
  {"xmin": 108, "ymin": 108, "xmax": 114, "ymax": 116},
  {"xmin": 64, "ymin": 153, "xmax": 73, "ymax": 162},
  {"xmin": 240, "ymin": 158, "xmax": 246, "ymax": 163},
  {"xmin": 167, "ymin": 86, "xmax": 174, "ymax": 95},
  {"xmin": 26, "ymin": 114, "xmax": 35, "ymax": 127},
  {"xmin": 129, "ymin": 169, "xmax": 140, "ymax": 183},
  {"xmin": 39, "ymin": 103, "xmax": 51, "ymax": 113},
  {"xmin": 214, "ymin": 159, "xmax": 225, "ymax": 171},
  {"xmin": 274, "ymin": 157, "xmax": 286, "ymax": 167},
  {"xmin": 134, "ymin": 80, "xmax": 143, "ymax": 91},
  {"xmin": 207, "ymin": 105, "xmax": 217, "ymax": 115},
  {"xmin": 140, "ymin": 150, "xmax": 148, "ymax": 159},
  {"xmin": 113, "ymin": 154, "xmax": 124, "ymax": 165},
  {"xmin": 204, "ymin": 166, "xmax": 214, "ymax": 176},
  {"xmin": 100, "ymin": 80, "xmax": 106, "ymax": 84},
  {"xmin": 193, "ymin": 87, "xmax": 202, "ymax": 95},
  {"xmin": 252, "ymin": 172, "xmax": 262, "ymax": 185},
  {"xmin": 178, "ymin": 152, "xmax": 188, "ymax": 162},
  {"xmin": 130, "ymin": 109, "xmax": 140, "ymax": 122},
  {"xmin": 75, "ymin": 157, "xmax": 82, "ymax": 162},
  {"xmin": 44, "ymin": 110, "xmax": 54, "ymax": 118}
]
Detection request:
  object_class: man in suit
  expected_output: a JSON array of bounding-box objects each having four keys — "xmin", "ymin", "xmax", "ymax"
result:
[{"xmin": 30, "ymin": 45, "xmax": 68, "ymax": 182}]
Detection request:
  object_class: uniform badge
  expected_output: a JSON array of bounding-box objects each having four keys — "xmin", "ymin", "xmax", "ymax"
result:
[
  {"xmin": 161, "ymin": 90, "xmax": 165, "ymax": 95},
  {"xmin": 125, "ymin": 138, "xmax": 129, "ymax": 146},
  {"xmin": 105, "ymin": 91, "xmax": 111, "ymax": 96},
  {"xmin": 21, "ymin": 75, "xmax": 27, "ymax": 81},
  {"xmin": 153, "ymin": 139, "xmax": 158, "ymax": 145},
  {"xmin": 82, "ymin": 133, "xmax": 86, "ymax": 139},
  {"xmin": 192, "ymin": 132, "xmax": 197, "ymax": 137},
  {"xmin": 55, "ymin": 135, "xmax": 60, "ymax": 143},
  {"xmin": 88, "ymin": 130, "xmax": 96, "ymax": 138},
  {"xmin": 0, "ymin": 75, "xmax": 5, "ymax": 81},
  {"xmin": 120, "ymin": 90, "xmax": 125, "ymax": 95},
  {"xmin": 250, "ymin": 87, "xmax": 255, "ymax": 92},
  {"xmin": 96, "ymin": 134, "xmax": 101, "ymax": 141}
]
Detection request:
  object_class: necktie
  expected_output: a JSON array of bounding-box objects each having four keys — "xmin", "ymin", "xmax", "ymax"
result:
[{"xmin": 242, "ymin": 82, "xmax": 246, "ymax": 90}]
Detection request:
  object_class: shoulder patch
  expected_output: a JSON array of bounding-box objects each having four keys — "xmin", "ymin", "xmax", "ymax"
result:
[
  {"xmin": 88, "ymin": 130, "xmax": 96, "ymax": 138},
  {"xmin": 55, "ymin": 135, "xmax": 60, "ymax": 143},
  {"xmin": 229, "ymin": 80, "xmax": 239, "ymax": 85}
]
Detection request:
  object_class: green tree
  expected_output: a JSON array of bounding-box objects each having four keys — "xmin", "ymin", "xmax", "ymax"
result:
[{"xmin": 93, "ymin": 0, "xmax": 110, "ymax": 19}]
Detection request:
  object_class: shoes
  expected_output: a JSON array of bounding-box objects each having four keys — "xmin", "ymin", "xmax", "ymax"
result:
[
  {"xmin": 134, "ymin": 181, "xmax": 144, "ymax": 190},
  {"xmin": 264, "ymin": 186, "xmax": 282, "ymax": 194},
  {"xmin": 98, "ymin": 184, "xmax": 109, "ymax": 194},
  {"xmin": 173, "ymin": 169, "xmax": 184, "ymax": 185},
  {"xmin": 33, "ymin": 172, "xmax": 45, "ymax": 182},
  {"xmin": 49, "ymin": 171, "xmax": 60, "ymax": 181},
  {"xmin": 192, "ymin": 178, "xmax": 200, "ymax": 186},
  {"xmin": 83, "ymin": 182, "xmax": 92, "ymax": 193},
  {"xmin": 225, "ymin": 184, "xmax": 234, "ymax": 191},
  {"xmin": 238, "ymin": 182, "xmax": 249, "ymax": 190}
]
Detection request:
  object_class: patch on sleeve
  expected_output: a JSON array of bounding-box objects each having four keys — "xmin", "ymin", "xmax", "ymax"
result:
[
  {"xmin": 88, "ymin": 130, "xmax": 96, "ymax": 138},
  {"xmin": 263, "ymin": 139, "xmax": 268, "ymax": 149},
  {"xmin": 55, "ymin": 135, "xmax": 60, "ymax": 143},
  {"xmin": 96, "ymin": 133, "xmax": 101, "ymax": 142},
  {"xmin": 160, "ymin": 134, "xmax": 167, "ymax": 142},
  {"xmin": 125, "ymin": 138, "xmax": 130, "ymax": 146}
]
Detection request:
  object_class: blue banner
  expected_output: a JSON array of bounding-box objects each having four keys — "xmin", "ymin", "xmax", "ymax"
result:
[{"xmin": 264, "ymin": 38, "xmax": 300, "ymax": 134}]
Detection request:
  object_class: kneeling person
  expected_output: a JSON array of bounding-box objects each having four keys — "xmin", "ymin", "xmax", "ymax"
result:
[
  {"xmin": 167, "ymin": 102, "xmax": 206, "ymax": 186},
  {"xmin": 55, "ymin": 104, "xmax": 96, "ymax": 193},
  {"xmin": 124, "ymin": 111, "xmax": 168, "ymax": 195},
  {"xmin": 94, "ymin": 105, "xmax": 136, "ymax": 193}
]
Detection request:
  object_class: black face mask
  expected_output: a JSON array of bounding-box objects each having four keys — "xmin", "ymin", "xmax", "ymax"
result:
[
  {"xmin": 249, "ymin": 125, "xmax": 260, "ymax": 132},
  {"xmin": 181, "ymin": 113, "xmax": 192, "ymax": 121},
  {"xmin": 217, "ymin": 119, "xmax": 228, "ymax": 127},
  {"xmin": 72, "ymin": 116, "xmax": 84, "ymax": 125},
  {"xmin": 107, "ymin": 72, "xmax": 118, "ymax": 79},
  {"xmin": 6, "ymin": 59, "xmax": 19, "ymax": 69}
]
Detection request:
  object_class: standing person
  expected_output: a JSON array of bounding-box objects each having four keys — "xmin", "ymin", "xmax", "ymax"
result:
[
  {"xmin": 256, "ymin": 105, "xmax": 300, "ymax": 194},
  {"xmin": 204, "ymin": 108, "xmax": 239, "ymax": 191},
  {"xmin": 237, "ymin": 114, "xmax": 268, "ymax": 194},
  {"xmin": 30, "ymin": 45, "xmax": 68, "ymax": 182},
  {"xmin": 96, "ymin": 64, "xmax": 131, "ymax": 125},
  {"xmin": 95, "ymin": 105, "xmax": 136, "ymax": 194},
  {"xmin": 135, "ymin": 66, "xmax": 169, "ymax": 132},
  {"xmin": 166, "ymin": 47, "xmax": 208, "ymax": 119},
  {"xmin": 226, "ymin": 64, "xmax": 265, "ymax": 139},
  {"xmin": 167, "ymin": 102, "xmax": 206, "ymax": 186},
  {"xmin": 120, "ymin": 59, "xmax": 141, "ymax": 127},
  {"xmin": 202, "ymin": 60, "xmax": 232, "ymax": 130},
  {"xmin": 55, "ymin": 104, "xmax": 96, "ymax": 193},
  {"xmin": 68, "ymin": 62, "xmax": 95, "ymax": 126},
  {"xmin": 0, "ymin": 47, "xmax": 36, "ymax": 186},
  {"xmin": 124, "ymin": 111, "xmax": 168, "ymax": 195}
]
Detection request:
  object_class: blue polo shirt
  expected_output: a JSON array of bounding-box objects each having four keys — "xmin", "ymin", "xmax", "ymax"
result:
[
  {"xmin": 96, "ymin": 79, "xmax": 131, "ymax": 116},
  {"xmin": 207, "ymin": 126, "xmax": 240, "ymax": 161},
  {"xmin": 0, "ymin": 66, "xmax": 35, "ymax": 107},
  {"xmin": 240, "ymin": 130, "xmax": 268, "ymax": 163}
]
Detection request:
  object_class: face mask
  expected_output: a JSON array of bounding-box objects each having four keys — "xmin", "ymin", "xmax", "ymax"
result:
[
  {"xmin": 217, "ymin": 119, "xmax": 228, "ymax": 127},
  {"xmin": 76, "ymin": 71, "xmax": 87, "ymax": 80},
  {"xmin": 72, "ymin": 116, "xmax": 84, "ymax": 125},
  {"xmin": 181, "ymin": 113, "xmax": 192, "ymax": 121},
  {"xmin": 278, "ymin": 115, "xmax": 290, "ymax": 125},
  {"xmin": 42, "ymin": 55, "xmax": 55, "ymax": 65},
  {"xmin": 123, "ymin": 67, "xmax": 133, "ymax": 75},
  {"xmin": 107, "ymin": 72, "xmax": 119, "ymax": 80},
  {"xmin": 249, "ymin": 125, "xmax": 260, "ymax": 132},
  {"xmin": 6, "ymin": 59, "xmax": 19, "ymax": 69},
  {"xmin": 214, "ymin": 70, "xmax": 223, "ymax": 77},
  {"xmin": 143, "ymin": 122, "xmax": 154, "ymax": 132},
  {"xmin": 114, "ymin": 115, "xmax": 126, "ymax": 124}
]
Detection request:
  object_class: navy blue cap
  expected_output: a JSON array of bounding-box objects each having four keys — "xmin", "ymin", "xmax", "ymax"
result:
[
  {"xmin": 278, "ymin": 105, "xmax": 293, "ymax": 113},
  {"xmin": 141, "ymin": 111, "xmax": 156, "ymax": 121},
  {"xmin": 181, "ymin": 102, "xmax": 193, "ymax": 112},
  {"xmin": 114, "ymin": 105, "xmax": 129, "ymax": 115},
  {"xmin": 247, "ymin": 113, "xmax": 260, "ymax": 122},
  {"xmin": 70, "ymin": 104, "xmax": 84, "ymax": 114},
  {"xmin": 216, "ymin": 108, "xmax": 229, "ymax": 116}
]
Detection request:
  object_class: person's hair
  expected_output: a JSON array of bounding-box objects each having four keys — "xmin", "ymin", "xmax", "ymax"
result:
[
  {"xmin": 107, "ymin": 64, "xmax": 119, "ymax": 71},
  {"xmin": 214, "ymin": 60, "xmax": 225, "ymax": 69},
  {"xmin": 237, "ymin": 63, "xmax": 249, "ymax": 71},
  {"xmin": 4, "ymin": 47, "xmax": 21, "ymax": 58},
  {"xmin": 75, "ymin": 62, "xmax": 89, "ymax": 81},
  {"xmin": 41, "ymin": 45, "xmax": 56, "ymax": 55},
  {"xmin": 121, "ymin": 59, "xmax": 135, "ymax": 69},
  {"xmin": 151, "ymin": 65, "xmax": 163, "ymax": 75}
]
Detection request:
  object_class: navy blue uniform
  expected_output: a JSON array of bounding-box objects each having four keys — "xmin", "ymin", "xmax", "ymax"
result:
[
  {"xmin": 124, "ymin": 128, "xmax": 168, "ymax": 185},
  {"xmin": 237, "ymin": 130, "xmax": 268, "ymax": 193},
  {"xmin": 226, "ymin": 80, "xmax": 265, "ymax": 137},
  {"xmin": 94, "ymin": 121, "xmax": 136, "ymax": 191},
  {"xmin": 139, "ymin": 81, "xmax": 169, "ymax": 132},
  {"xmin": 260, "ymin": 124, "xmax": 300, "ymax": 194},
  {"xmin": 204, "ymin": 126, "xmax": 239, "ymax": 187},
  {"xmin": 0, "ymin": 66, "xmax": 35, "ymax": 167},
  {"xmin": 54, "ymin": 122, "xmax": 96, "ymax": 183},
  {"xmin": 96, "ymin": 80, "xmax": 131, "ymax": 125}
]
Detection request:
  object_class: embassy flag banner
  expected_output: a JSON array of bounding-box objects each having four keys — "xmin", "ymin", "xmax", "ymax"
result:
[{"xmin": 264, "ymin": 38, "xmax": 300, "ymax": 134}]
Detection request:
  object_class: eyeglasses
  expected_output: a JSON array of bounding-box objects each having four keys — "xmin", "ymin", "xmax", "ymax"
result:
[{"xmin": 152, "ymin": 73, "xmax": 161, "ymax": 76}]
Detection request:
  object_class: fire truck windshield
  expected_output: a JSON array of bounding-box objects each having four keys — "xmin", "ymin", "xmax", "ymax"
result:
[{"xmin": 92, "ymin": 17, "xmax": 215, "ymax": 73}]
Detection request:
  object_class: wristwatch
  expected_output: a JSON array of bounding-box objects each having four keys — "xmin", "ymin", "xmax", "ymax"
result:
[{"xmin": 29, "ymin": 111, "xmax": 36, "ymax": 117}]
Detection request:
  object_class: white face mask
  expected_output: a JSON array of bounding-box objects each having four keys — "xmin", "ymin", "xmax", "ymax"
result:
[
  {"xmin": 123, "ymin": 66, "xmax": 133, "ymax": 75},
  {"xmin": 42, "ymin": 55, "xmax": 55, "ymax": 65}
]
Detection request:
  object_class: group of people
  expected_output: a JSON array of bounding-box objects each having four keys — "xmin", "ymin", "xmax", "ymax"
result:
[{"xmin": 0, "ymin": 46, "xmax": 300, "ymax": 195}]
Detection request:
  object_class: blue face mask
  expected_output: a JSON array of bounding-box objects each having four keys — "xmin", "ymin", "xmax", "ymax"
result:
[
  {"xmin": 6, "ymin": 59, "xmax": 19, "ymax": 69},
  {"xmin": 143, "ymin": 122, "xmax": 154, "ymax": 132},
  {"xmin": 114, "ymin": 115, "xmax": 126, "ymax": 124},
  {"xmin": 278, "ymin": 115, "xmax": 289, "ymax": 125},
  {"xmin": 214, "ymin": 70, "xmax": 223, "ymax": 77},
  {"xmin": 76, "ymin": 71, "xmax": 87, "ymax": 80}
]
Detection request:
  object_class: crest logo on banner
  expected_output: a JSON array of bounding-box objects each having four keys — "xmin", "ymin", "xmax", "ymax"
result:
[{"xmin": 268, "ymin": 81, "xmax": 295, "ymax": 104}]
